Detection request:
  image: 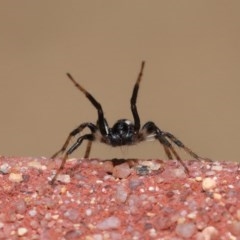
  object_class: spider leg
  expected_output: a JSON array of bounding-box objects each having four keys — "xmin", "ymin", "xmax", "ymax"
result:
[
  {"xmin": 50, "ymin": 134, "xmax": 94, "ymax": 184},
  {"xmin": 66, "ymin": 73, "xmax": 109, "ymax": 136},
  {"xmin": 157, "ymin": 132, "xmax": 190, "ymax": 174},
  {"xmin": 51, "ymin": 122, "xmax": 97, "ymax": 159},
  {"xmin": 167, "ymin": 144, "xmax": 190, "ymax": 174},
  {"xmin": 163, "ymin": 145, "xmax": 173, "ymax": 159},
  {"xmin": 163, "ymin": 132, "xmax": 211, "ymax": 161},
  {"xmin": 130, "ymin": 61, "xmax": 145, "ymax": 132},
  {"xmin": 141, "ymin": 121, "xmax": 190, "ymax": 174},
  {"xmin": 84, "ymin": 141, "xmax": 92, "ymax": 158}
]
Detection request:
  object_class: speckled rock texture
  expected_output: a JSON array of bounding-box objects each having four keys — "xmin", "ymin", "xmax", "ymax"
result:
[{"xmin": 0, "ymin": 156, "xmax": 240, "ymax": 240}]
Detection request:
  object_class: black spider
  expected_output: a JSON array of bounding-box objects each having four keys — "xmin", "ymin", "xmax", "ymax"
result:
[{"xmin": 50, "ymin": 61, "xmax": 209, "ymax": 184}]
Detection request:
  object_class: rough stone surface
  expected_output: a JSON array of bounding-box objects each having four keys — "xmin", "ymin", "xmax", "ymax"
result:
[{"xmin": 0, "ymin": 156, "xmax": 239, "ymax": 239}]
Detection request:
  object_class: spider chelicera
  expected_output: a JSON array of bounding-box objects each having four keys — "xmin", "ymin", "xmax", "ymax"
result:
[{"xmin": 50, "ymin": 61, "xmax": 209, "ymax": 184}]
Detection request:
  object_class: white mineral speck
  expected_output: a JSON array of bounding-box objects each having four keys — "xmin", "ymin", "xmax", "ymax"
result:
[
  {"xmin": 196, "ymin": 226, "xmax": 219, "ymax": 240},
  {"xmin": 213, "ymin": 192, "xmax": 222, "ymax": 200},
  {"xmin": 149, "ymin": 228, "xmax": 157, "ymax": 237},
  {"xmin": 52, "ymin": 215, "xmax": 59, "ymax": 220},
  {"xmin": 66, "ymin": 191, "xmax": 73, "ymax": 198},
  {"xmin": 205, "ymin": 170, "xmax": 216, "ymax": 176},
  {"xmin": 140, "ymin": 160, "xmax": 161, "ymax": 170},
  {"xmin": 211, "ymin": 165, "xmax": 223, "ymax": 171},
  {"xmin": 0, "ymin": 222, "xmax": 4, "ymax": 229},
  {"xmin": 101, "ymin": 187, "xmax": 107, "ymax": 193},
  {"xmin": 56, "ymin": 174, "xmax": 71, "ymax": 183},
  {"xmin": 0, "ymin": 163, "xmax": 11, "ymax": 174},
  {"xmin": 187, "ymin": 211, "xmax": 197, "ymax": 219},
  {"xmin": 140, "ymin": 188, "xmax": 145, "ymax": 193},
  {"xmin": 90, "ymin": 197, "xmax": 96, "ymax": 204},
  {"xmin": 172, "ymin": 168, "xmax": 186, "ymax": 178},
  {"xmin": 9, "ymin": 173, "xmax": 23, "ymax": 183},
  {"xmin": 202, "ymin": 177, "xmax": 216, "ymax": 191},
  {"xmin": 96, "ymin": 216, "xmax": 121, "ymax": 230},
  {"xmin": 45, "ymin": 213, "xmax": 52, "ymax": 220},
  {"xmin": 195, "ymin": 176, "xmax": 203, "ymax": 182},
  {"xmin": 148, "ymin": 186, "xmax": 155, "ymax": 192},
  {"xmin": 96, "ymin": 180, "xmax": 103, "ymax": 184},
  {"xmin": 27, "ymin": 160, "xmax": 44, "ymax": 170},
  {"xmin": 17, "ymin": 227, "xmax": 28, "ymax": 236},
  {"xmin": 90, "ymin": 234, "xmax": 103, "ymax": 240},
  {"xmin": 85, "ymin": 209, "xmax": 92, "ymax": 216}
]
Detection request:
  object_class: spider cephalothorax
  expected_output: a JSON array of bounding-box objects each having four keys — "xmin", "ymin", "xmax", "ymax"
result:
[
  {"xmin": 50, "ymin": 61, "xmax": 209, "ymax": 184},
  {"xmin": 109, "ymin": 119, "xmax": 136, "ymax": 146}
]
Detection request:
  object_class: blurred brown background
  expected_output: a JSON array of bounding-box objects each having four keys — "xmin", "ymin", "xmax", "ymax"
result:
[{"xmin": 0, "ymin": 1, "xmax": 239, "ymax": 162}]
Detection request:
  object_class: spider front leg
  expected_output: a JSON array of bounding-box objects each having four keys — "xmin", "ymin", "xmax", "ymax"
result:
[
  {"xmin": 130, "ymin": 61, "xmax": 145, "ymax": 132},
  {"xmin": 66, "ymin": 73, "xmax": 109, "ymax": 136},
  {"xmin": 50, "ymin": 134, "xmax": 94, "ymax": 184}
]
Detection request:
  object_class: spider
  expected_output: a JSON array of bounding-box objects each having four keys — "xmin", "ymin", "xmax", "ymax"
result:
[{"xmin": 50, "ymin": 61, "xmax": 210, "ymax": 184}]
